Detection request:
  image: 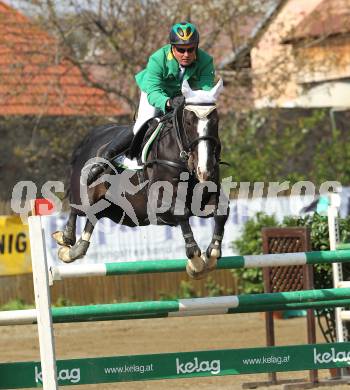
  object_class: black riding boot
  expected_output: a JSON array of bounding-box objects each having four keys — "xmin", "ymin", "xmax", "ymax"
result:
[
  {"xmin": 127, "ymin": 118, "xmax": 160, "ymax": 158},
  {"xmin": 86, "ymin": 140, "xmax": 120, "ymax": 185}
]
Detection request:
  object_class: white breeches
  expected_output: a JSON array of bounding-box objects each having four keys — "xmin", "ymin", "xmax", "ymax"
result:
[{"xmin": 133, "ymin": 91, "xmax": 160, "ymax": 135}]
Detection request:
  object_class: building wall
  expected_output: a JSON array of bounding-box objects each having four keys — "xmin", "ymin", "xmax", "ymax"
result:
[
  {"xmin": 251, "ymin": 0, "xmax": 323, "ymax": 107},
  {"xmin": 294, "ymin": 35, "xmax": 350, "ymax": 84}
]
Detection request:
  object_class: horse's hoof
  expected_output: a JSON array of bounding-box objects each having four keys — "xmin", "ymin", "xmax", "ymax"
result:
[
  {"xmin": 187, "ymin": 253, "xmax": 218, "ymax": 279},
  {"xmin": 52, "ymin": 231, "xmax": 65, "ymax": 246},
  {"xmin": 202, "ymin": 252, "xmax": 218, "ymax": 272},
  {"xmin": 208, "ymin": 246, "xmax": 221, "ymax": 261},
  {"xmin": 186, "ymin": 255, "xmax": 206, "ymax": 280},
  {"xmin": 186, "ymin": 263, "xmax": 207, "ymax": 280},
  {"xmin": 58, "ymin": 246, "xmax": 76, "ymax": 263},
  {"xmin": 52, "ymin": 231, "xmax": 75, "ymax": 247}
]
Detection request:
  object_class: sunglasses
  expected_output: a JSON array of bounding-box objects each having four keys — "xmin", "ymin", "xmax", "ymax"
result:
[{"xmin": 174, "ymin": 46, "xmax": 196, "ymax": 54}]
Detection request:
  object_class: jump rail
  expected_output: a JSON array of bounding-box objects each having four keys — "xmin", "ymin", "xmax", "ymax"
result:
[
  {"xmin": 2, "ymin": 212, "xmax": 350, "ymax": 390},
  {"xmin": 1, "ymin": 298, "xmax": 350, "ymax": 326},
  {"xmin": 51, "ymin": 249, "xmax": 350, "ymax": 281}
]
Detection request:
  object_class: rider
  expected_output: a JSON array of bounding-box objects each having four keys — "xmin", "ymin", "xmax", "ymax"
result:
[{"xmin": 87, "ymin": 21, "xmax": 215, "ymax": 185}]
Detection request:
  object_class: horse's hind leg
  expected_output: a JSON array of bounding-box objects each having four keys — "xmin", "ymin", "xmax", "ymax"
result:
[
  {"xmin": 180, "ymin": 220, "xmax": 206, "ymax": 279},
  {"xmin": 52, "ymin": 211, "xmax": 77, "ymax": 246},
  {"xmin": 58, "ymin": 219, "xmax": 94, "ymax": 263}
]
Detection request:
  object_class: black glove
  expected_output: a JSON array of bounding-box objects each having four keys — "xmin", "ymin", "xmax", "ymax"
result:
[{"xmin": 168, "ymin": 95, "xmax": 185, "ymax": 110}]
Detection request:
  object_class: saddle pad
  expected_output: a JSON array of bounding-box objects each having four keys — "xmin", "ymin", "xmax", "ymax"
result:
[
  {"xmin": 141, "ymin": 121, "xmax": 164, "ymax": 163},
  {"xmin": 112, "ymin": 155, "xmax": 143, "ymax": 171},
  {"xmin": 110, "ymin": 121, "xmax": 163, "ymax": 171}
]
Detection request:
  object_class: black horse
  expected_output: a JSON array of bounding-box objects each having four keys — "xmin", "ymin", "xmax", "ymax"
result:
[{"xmin": 53, "ymin": 79, "xmax": 229, "ymax": 279}]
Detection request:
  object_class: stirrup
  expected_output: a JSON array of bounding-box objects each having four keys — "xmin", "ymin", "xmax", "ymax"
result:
[{"xmin": 86, "ymin": 163, "xmax": 106, "ymax": 185}]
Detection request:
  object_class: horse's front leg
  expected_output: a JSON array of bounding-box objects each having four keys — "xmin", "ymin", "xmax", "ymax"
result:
[
  {"xmin": 52, "ymin": 211, "xmax": 77, "ymax": 246},
  {"xmin": 204, "ymin": 212, "xmax": 228, "ymax": 270},
  {"xmin": 57, "ymin": 219, "xmax": 94, "ymax": 263},
  {"xmin": 180, "ymin": 220, "xmax": 206, "ymax": 279},
  {"xmin": 201, "ymin": 186, "xmax": 229, "ymax": 272}
]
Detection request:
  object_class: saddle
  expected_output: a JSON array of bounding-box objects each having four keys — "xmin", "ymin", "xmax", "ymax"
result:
[
  {"xmin": 96, "ymin": 119, "xmax": 161, "ymax": 172},
  {"xmin": 128, "ymin": 119, "xmax": 160, "ymax": 159},
  {"xmin": 86, "ymin": 112, "xmax": 173, "ymax": 184}
]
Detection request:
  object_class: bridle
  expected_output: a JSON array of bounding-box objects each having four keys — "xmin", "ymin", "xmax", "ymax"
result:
[
  {"xmin": 176, "ymin": 102, "xmax": 220, "ymax": 160},
  {"xmin": 144, "ymin": 102, "xmax": 220, "ymax": 173}
]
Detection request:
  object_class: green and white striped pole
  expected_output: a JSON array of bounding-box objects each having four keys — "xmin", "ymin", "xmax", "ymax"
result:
[
  {"xmin": 50, "ymin": 249, "xmax": 350, "ymax": 282},
  {"xmin": 1, "ymin": 288, "xmax": 350, "ymax": 325}
]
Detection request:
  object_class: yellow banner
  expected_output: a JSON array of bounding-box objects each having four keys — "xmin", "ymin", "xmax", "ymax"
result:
[{"xmin": 0, "ymin": 216, "xmax": 32, "ymax": 275}]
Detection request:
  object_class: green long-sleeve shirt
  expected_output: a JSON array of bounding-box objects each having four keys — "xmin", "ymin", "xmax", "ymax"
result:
[{"xmin": 135, "ymin": 44, "xmax": 215, "ymax": 112}]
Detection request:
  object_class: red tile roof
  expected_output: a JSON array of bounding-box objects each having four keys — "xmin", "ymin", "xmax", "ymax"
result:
[
  {"xmin": 283, "ymin": 0, "xmax": 350, "ymax": 43},
  {"xmin": 0, "ymin": 1, "xmax": 128, "ymax": 116}
]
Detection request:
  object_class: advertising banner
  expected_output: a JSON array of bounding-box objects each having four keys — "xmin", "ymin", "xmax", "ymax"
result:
[
  {"xmin": 0, "ymin": 342, "xmax": 349, "ymax": 388},
  {"xmin": 0, "ymin": 216, "xmax": 31, "ymax": 275}
]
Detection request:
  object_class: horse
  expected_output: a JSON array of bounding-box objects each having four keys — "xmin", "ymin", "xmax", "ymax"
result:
[{"xmin": 52, "ymin": 79, "xmax": 229, "ymax": 279}]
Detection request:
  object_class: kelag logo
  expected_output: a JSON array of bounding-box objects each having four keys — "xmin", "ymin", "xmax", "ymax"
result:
[
  {"xmin": 314, "ymin": 348, "xmax": 350, "ymax": 365},
  {"xmin": 35, "ymin": 366, "xmax": 81, "ymax": 384},
  {"xmin": 176, "ymin": 357, "xmax": 221, "ymax": 375}
]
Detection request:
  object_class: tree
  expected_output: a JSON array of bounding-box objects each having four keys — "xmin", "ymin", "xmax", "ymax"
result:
[
  {"xmin": 10, "ymin": 0, "xmax": 347, "ymax": 201},
  {"xmin": 22, "ymin": 0, "xmax": 269, "ymax": 112}
]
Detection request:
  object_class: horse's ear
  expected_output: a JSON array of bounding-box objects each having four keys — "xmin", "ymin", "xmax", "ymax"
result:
[
  {"xmin": 181, "ymin": 79, "xmax": 195, "ymax": 99},
  {"xmin": 210, "ymin": 78, "xmax": 224, "ymax": 101}
]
